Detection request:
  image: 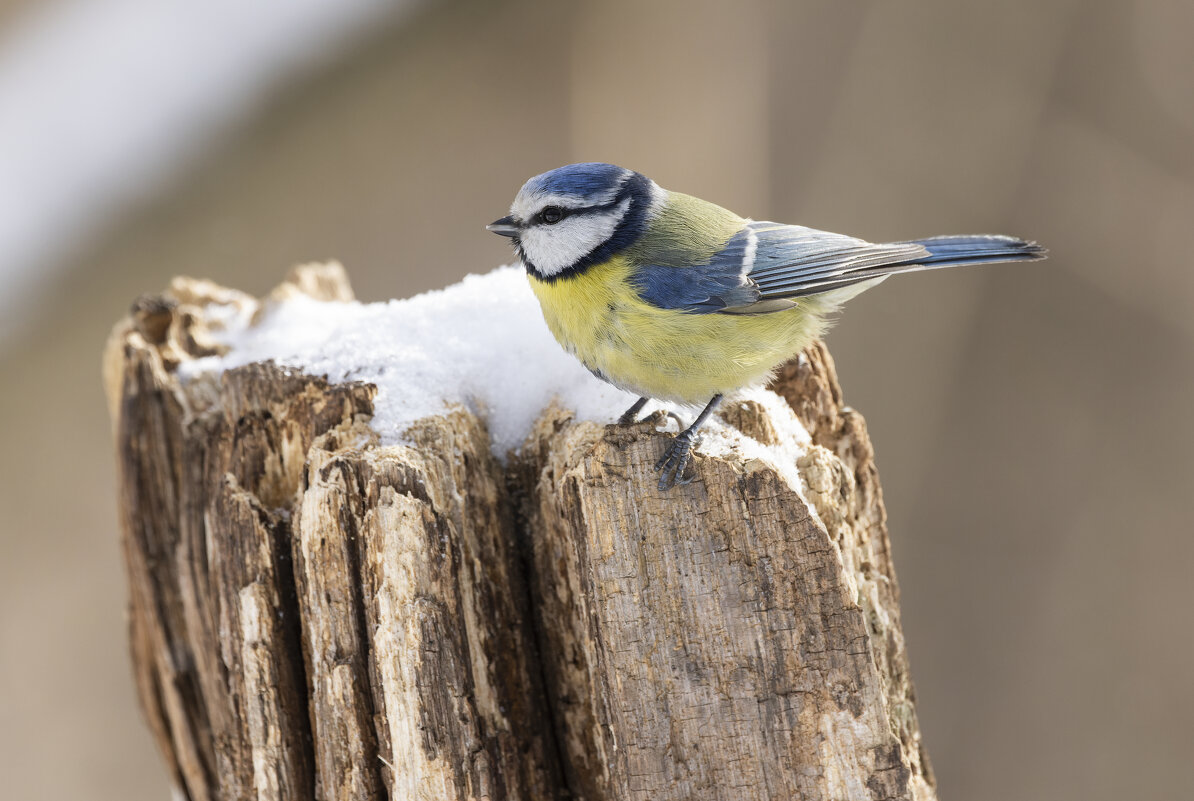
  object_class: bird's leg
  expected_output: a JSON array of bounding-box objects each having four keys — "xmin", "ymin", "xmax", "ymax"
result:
[
  {"xmin": 617, "ymin": 396, "xmax": 650, "ymax": 425},
  {"xmin": 618, "ymin": 396, "xmax": 685, "ymax": 430},
  {"xmin": 655, "ymin": 394, "xmax": 722, "ymax": 490}
]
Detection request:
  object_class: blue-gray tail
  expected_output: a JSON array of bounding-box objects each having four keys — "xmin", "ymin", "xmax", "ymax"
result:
[
  {"xmin": 728, "ymin": 224, "xmax": 1048, "ymax": 307},
  {"xmin": 898, "ymin": 234, "xmax": 1047, "ymax": 268},
  {"xmin": 761, "ymin": 233, "xmax": 1047, "ymax": 300}
]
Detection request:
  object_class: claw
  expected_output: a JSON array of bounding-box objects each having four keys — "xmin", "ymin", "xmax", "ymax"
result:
[
  {"xmin": 651, "ymin": 394, "xmax": 722, "ymax": 491},
  {"xmin": 655, "ymin": 432, "xmax": 698, "ymax": 490}
]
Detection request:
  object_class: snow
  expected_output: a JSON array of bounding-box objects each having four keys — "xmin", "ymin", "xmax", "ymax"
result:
[
  {"xmin": 700, "ymin": 389, "xmax": 813, "ymax": 499},
  {"xmin": 180, "ymin": 266, "xmax": 812, "ymax": 486},
  {"xmin": 182, "ymin": 266, "xmax": 636, "ymax": 454}
]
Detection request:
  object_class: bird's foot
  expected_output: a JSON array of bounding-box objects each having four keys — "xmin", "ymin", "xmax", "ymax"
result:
[
  {"xmin": 616, "ymin": 398, "xmax": 684, "ymax": 430},
  {"xmin": 661, "ymin": 411, "xmax": 685, "ymax": 430},
  {"xmin": 655, "ymin": 430, "xmax": 701, "ymax": 490}
]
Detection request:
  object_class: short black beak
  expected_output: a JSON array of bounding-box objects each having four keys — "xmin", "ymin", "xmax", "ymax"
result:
[{"xmin": 486, "ymin": 215, "xmax": 519, "ymax": 238}]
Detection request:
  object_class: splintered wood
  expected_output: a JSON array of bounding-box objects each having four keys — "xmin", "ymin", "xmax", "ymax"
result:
[{"xmin": 106, "ymin": 265, "xmax": 936, "ymax": 801}]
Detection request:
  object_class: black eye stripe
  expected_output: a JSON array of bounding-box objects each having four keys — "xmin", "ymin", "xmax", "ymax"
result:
[{"xmin": 534, "ymin": 199, "xmax": 625, "ymax": 226}]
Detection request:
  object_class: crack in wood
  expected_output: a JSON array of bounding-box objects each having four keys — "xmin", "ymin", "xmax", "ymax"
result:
[{"xmin": 106, "ymin": 268, "xmax": 936, "ymax": 801}]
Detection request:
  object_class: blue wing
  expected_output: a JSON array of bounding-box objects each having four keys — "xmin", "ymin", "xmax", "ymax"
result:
[
  {"xmin": 631, "ymin": 221, "xmax": 1044, "ymax": 314},
  {"xmin": 628, "ymin": 225, "xmax": 760, "ymax": 312}
]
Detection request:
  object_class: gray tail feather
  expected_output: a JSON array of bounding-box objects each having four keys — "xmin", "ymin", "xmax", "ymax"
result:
[
  {"xmin": 898, "ymin": 234, "xmax": 1047, "ymax": 268},
  {"xmin": 786, "ymin": 234, "xmax": 1046, "ymax": 298}
]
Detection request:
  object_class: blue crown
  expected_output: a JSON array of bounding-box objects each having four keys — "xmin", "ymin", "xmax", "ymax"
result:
[{"xmin": 522, "ymin": 162, "xmax": 631, "ymax": 200}]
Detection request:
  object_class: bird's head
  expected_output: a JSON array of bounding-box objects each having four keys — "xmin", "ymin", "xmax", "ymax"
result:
[{"xmin": 488, "ymin": 162, "xmax": 659, "ymax": 280}]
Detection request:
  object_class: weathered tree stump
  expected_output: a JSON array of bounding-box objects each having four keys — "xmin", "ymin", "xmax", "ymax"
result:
[{"xmin": 105, "ymin": 266, "xmax": 936, "ymax": 800}]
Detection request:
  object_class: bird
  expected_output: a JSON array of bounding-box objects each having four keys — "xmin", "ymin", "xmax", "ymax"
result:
[{"xmin": 488, "ymin": 162, "xmax": 1045, "ymax": 490}]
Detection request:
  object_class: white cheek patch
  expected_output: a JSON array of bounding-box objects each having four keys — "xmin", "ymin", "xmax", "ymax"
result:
[{"xmin": 520, "ymin": 197, "xmax": 631, "ymax": 277}]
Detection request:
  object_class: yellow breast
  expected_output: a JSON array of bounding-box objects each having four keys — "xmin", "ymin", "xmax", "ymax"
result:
[{"xmin": 527, "ymin": 257, "xmax": 827, "ymax": 405}]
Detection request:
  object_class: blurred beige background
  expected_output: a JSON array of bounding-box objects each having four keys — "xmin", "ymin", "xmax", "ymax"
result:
[{"xmin": 2, "ymin": 1, "xmax": 1192, "ymax": 799}]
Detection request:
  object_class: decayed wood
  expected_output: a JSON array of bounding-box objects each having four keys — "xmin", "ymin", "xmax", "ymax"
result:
[
  {"xmin": 106, "ymin": 266, "xmax": 935, "ymax": 801},
  {"xmin": 514, "ymin": 346, "xmax": 934, "ymax": 801},
  {"xmin": 106, "ymin": 265, "xmax": 560, "ymax": 801},
  {"xmin": 293, "ymin": 410, "xmax": 560, "ymax": 801}
]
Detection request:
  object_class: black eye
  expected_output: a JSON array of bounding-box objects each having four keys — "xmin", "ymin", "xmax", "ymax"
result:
[{"xmin": 540, "ymin": 206, "xmax": 565, "ymax": 224}]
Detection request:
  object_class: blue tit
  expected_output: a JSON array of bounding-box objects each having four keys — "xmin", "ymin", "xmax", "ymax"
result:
[{"xmin": 488, "ymin": 162, "xmax": 1045, "ymax": 490}]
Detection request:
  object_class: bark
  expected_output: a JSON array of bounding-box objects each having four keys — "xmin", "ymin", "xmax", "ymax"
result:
[{"xmin": 106, "ymin": 265, "xmax": 936, "ymax": 801}]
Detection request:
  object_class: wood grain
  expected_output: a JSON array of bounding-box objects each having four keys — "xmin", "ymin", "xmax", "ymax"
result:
[{"xmin": 106, "ymin": 267, "xmax": 934, "ymax": 800}]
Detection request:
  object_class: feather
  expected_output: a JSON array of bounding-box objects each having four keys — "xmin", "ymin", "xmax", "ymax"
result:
[
  {"xmin": 627, "ymin": 201, "xmax": 1045, "ymax": 315},
  {"xmin": 747, "ymin": 231, "xmax": 1046, "ymax": 301}
]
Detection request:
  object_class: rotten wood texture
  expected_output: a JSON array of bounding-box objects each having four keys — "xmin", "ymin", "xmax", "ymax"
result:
[
  {"xmin": 106, "ymin": 265, "xmax": 935, "ymax": 801},
  {"xmin": 514, "ymin": 352, "xmax": 934, "ymax": 801}
]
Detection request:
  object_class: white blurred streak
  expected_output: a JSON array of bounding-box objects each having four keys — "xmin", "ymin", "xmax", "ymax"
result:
[{"xmin": 0, "ymin": 0, "xmax": 417, "ymax": 343}]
